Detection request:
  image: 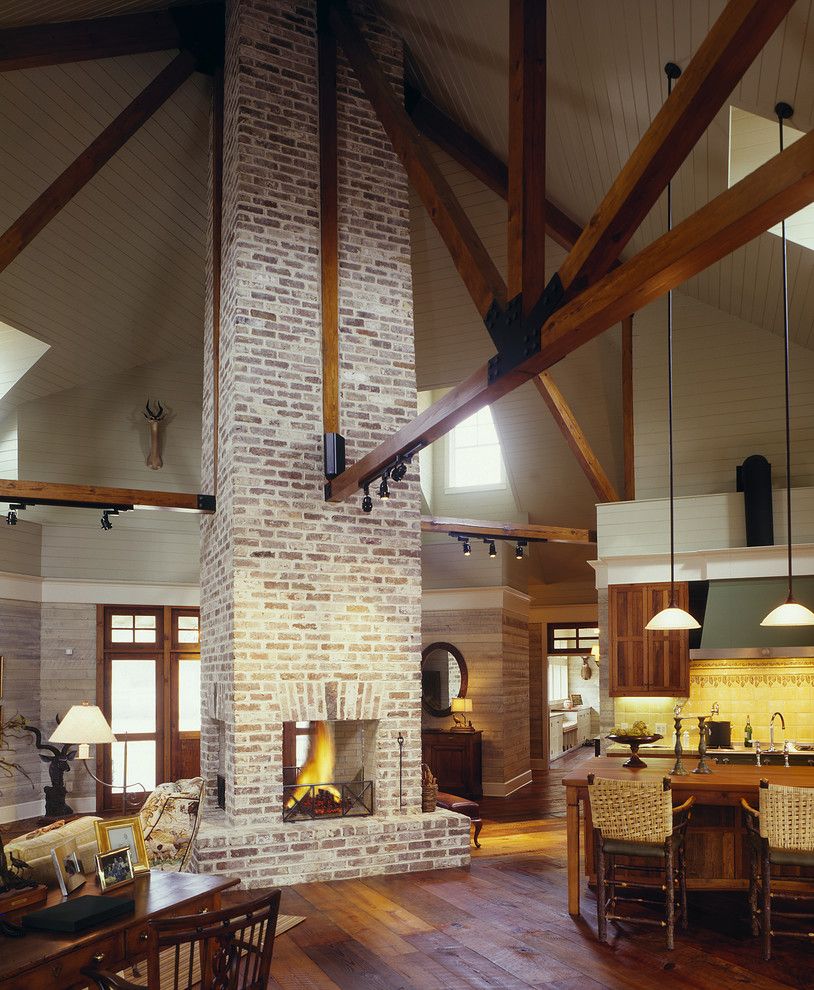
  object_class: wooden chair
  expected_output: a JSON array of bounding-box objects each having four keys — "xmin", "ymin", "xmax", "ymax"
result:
[
  {"xmin": 587, "ymin": 774, "xmax": 694, "ymax": 950},
  {"xmin": 82, "ymin": 889, "xmax": 281, "ymax": 990},
  {"xmin": 742, "ymin": 779, "xmax": 814, "ymax": 961}
]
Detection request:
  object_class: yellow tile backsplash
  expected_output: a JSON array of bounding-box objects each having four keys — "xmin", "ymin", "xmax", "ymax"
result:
[{"xmin": 613, "ymin": 658, "xmax": 814, "ymax": 746}]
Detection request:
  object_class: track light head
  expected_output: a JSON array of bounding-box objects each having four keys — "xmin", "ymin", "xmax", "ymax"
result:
[
  {"xmin": 100, "ymin": 509, "xmax": 118, "ymax": 531},
  {"xmin": 378, "ymin": 475, "xmax": 390, "ymax": 499},
  {"xmin": 488, "ymin": 541, "xmax": 497, "ymax": 558},
  {"xmin": 361, "ymin": 483, "xmax": 373, "ymax": 513},
  {"xmin": 391, "ymin": 459, "xmax": 407, "ymax": 482},
  {"xmin": 6, "ymin": 509, "xmax": 16, "ymax": 526},
  {"xmin": 515, "ymin": 541, "xmax": 525, "ymax": 560},
  {"xmin": 462, "ymin": 540, "xmax": 471, "ymax": 557}
]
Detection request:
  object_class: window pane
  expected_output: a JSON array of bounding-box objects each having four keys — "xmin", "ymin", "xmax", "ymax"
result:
[
  {"xmin": 178, "ymin": 660, "xmax": 201, "ymax": 732},
  {"xmin": 134, "ymin": 629, "xmax": 156, "ymax": 643},
  {"xmin": 111, "ymin": 615, "xmax": 133, "ymax": 629},
  {"xmin": 134, "ymin": 615, "xmax": 156, "ymax": 629},
  {"xmin": 178, "ymin": 616, "xmax": 198, "ymax": 629},
  {"xmin": 448, "ymin": 406, "xmax": 503, "ymax": 489},
  {"xmin": 177, "ymin": 631, "xmax": 198, "ymax": 644},
  {"xmin": 111, "ymin": 659, "xmax": 156, "ymax": 733},
  {"xmin": 111, "ymin": 740, "xmax": 156, "ymax": 793},
  {"xmin": 111, "ymin": 629, "xmax": 134, "ymax": 643},
  {"xmin": 582, "ymin": 628, "xmax": 599, "ymax": 638}
]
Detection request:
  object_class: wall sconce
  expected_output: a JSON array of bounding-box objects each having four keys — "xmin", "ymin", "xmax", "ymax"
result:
[{"xmin": 450, "ymin": 697, "xmax": 474, "ymax": 732}]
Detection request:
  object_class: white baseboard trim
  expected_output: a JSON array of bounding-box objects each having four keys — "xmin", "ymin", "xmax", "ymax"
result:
[
  {"xmin": 482, "ymin": 769, "xmax": 532, "ymax": 798},
  {"xmin": 0, "ymin": 797, "xmax": 44, "ymax": 824}
]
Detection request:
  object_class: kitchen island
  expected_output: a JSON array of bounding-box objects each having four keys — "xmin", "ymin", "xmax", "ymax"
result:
[{"xmin": 562, "ymin": 756, "xmax": 814, "ymax": 916}]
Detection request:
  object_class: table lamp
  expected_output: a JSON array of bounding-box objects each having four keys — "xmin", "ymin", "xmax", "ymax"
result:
[
  {"xmin": 450, "ymin": 697, "xmax": 474, "ymax": 732},
  {"xmin": 49, "ymin": 702, "xmax": 132, "ymax": 811}
]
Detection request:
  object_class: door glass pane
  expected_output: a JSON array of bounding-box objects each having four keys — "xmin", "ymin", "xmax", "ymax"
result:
[
  {"xmin": 178, "ymin": 659, "xmax": 201, "ymax": 732},
  {"xmin": 111, "ymin": 740, "xmax": 156, "ymax": 793},
  {"xmin": 111, "ymin": 659, "xmax": 156, "ymax": 733}
]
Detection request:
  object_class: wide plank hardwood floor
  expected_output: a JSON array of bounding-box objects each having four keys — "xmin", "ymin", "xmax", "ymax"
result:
[{"xmin": 258, "ymin": 746, "xmax": 814, "ymax": 989}]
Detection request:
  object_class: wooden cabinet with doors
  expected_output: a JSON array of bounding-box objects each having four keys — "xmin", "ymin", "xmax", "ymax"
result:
[
  {"xmin": 96, "ymin": 606, "xmax": 201, "ymax": 810},
  {"xmin": 608, "ymin": 582, "xmax": 690, "ymax": 697}
]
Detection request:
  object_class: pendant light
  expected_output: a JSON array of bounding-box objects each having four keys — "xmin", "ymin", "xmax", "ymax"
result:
[
  {"xmin": 646, "ymin": 63, "xmax": 700, "ymax": 632},
  {"xmin": 761, "ymin": 102, "xmax": 814, "ymax": 627}
]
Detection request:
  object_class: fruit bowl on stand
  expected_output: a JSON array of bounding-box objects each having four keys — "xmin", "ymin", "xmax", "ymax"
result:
[{"xmin": 606, "ymin": 733, "xmax": 663, "ymax": 768}]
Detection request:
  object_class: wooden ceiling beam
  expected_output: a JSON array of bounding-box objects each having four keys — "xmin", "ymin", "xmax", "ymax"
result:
[
  {"xmin": 326, "ymin": 128, "xmax": 814, "ymax": 503},
  {"xmin": 0, "ymin": 479, "xmax": 214, "ymax": 513},
  {"xmin": 533, "ymin": 373, "xmax": 619, "ymax": 503},
  {"xmin": 421, "ymin": 516, "xmax": 594, "ymax": 544},
  {"xmin": 0, "ymin": 3, "xmax": 222, "ymax": 71},
  {"xmin": 556, "ymin": 0, "xmax": 795, "ymax": 297},
  {"xmin": 404, "ymin": 82, "xmax": 582, "ymax": 252},
  {"xmin": 328, "ymin": 0, "xmax": 506, "ymax": 318},
  {"xmin": 0, "ymin": 50, "xmax": 196, "ymax": 276}
]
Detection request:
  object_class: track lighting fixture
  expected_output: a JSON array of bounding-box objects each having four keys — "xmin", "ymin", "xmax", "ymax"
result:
[
  {"xmin": 378, "ymin": 474, "xmax": 390, "ymax": 500},
  {"xmin": 6, "ymin": 509, "xmax": 16, "ymax": 526},
  {"xmin": 100, "ymin": 509, "xmax": 118, "ymax": 532},
  {"xmin": 515, "ymin": 541, "xmax": 525, "ymax": 560},
  {"xmin": 488, "ymin": 541, "xmax": 497, "ymax": 558},
  {"xmin": 462, "ymin": 540, "xmax": 471, "ymax": 557},
  {"xmin": 361, "ymin": 483, "xmax": 373, "ymax": 513},
  {"xmin": 391, "ymin": 459, "xmax": 407, "ymax": 482}
]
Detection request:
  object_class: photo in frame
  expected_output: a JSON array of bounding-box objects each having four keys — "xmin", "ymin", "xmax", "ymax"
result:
[
  {"xmin": 569, "ymin": 693, "xmax": 583, "ymax": 707},
  {"xmin": 50, "ymin": 837, "xmax": 86, "ymax": 897},
  {"xmin": 94, "ymin": 816, "xmax": 149, "ymax": 874},
  {"xmin": 96, "ymin": 846, "xmax": 134, "ymax": 892}
]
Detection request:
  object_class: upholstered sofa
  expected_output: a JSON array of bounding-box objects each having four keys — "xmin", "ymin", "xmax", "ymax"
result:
[{"xmin": 5, "ymin": 776, "xmax": 204, "ymax": 886}]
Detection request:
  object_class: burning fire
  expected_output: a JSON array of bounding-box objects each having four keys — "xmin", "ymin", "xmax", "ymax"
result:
[{"xmin": 285, "ymin": 722, "xmax": 342, "ymax": 810}]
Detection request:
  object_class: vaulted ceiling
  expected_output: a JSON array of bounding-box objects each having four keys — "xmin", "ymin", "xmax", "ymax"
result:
[{"xmin": 0, "ymin": 0, "xmax": 811, "ymax": 599}]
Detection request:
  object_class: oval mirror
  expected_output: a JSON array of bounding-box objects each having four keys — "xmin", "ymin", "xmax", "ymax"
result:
[{"xmin": 421, "ymin": 642, "xmax": 468, "ymax": 718}]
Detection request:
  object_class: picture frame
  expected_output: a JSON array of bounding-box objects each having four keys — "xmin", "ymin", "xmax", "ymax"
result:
[
  {"xmin": 50, "ymin": 837, "xmax": 86, "ymax": 897},
  {"xmin": 96, "ymin": 846, "xmax": 134, "ymax": 892},
  {"xmin": 94, "ymin": 816, "xmax": 149, "ymax": 875},
  {"xmin": 569, "ymin": 693, "xmax": 583, "ymax": 707}
]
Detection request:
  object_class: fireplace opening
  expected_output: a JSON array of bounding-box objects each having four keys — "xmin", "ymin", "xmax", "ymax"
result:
[{"xmin": 282, "ymin": 720, "xmax": 375, "ymax": 822}]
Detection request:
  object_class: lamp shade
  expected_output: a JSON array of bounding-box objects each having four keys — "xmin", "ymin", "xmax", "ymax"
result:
[
  {"xmin": 450, "ymin": 697, "xmax": 473, "ymax": 714},
  {"xmin": 50, "ymin": 703, "xmax": 117, "ymax": 748},
  {"xmin": 645, "ymin": 606, "xmax": 700, "ymax": 631},
  {"xmin": 761, "ymin": 597, "xmax": 814, "ymax": 627}
]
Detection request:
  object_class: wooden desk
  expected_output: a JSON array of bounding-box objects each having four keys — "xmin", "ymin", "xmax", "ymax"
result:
[
  {"xmin": 561, "ymin": 756, "xmax": 814, "ymax": 917},
  {"xmin": 0, "ymin": 870, "xmax": 239, "ymax": 989}
]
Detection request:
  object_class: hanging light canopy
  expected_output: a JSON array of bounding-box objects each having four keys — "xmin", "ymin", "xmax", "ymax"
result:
[
  {"xmin": 646, "ymin": 63, "xmax": 699, "ymax": 633},
  {"xmin": 761, "ymin": 102, "xmax": 814, "ymax": 627}
]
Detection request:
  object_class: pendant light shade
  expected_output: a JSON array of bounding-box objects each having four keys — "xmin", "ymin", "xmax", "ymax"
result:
[
  {"xmin": 760, "ymin": 102, "xmax": 813, "ymax": 627},
  {"xmin": 646, "ymin": 606, "xmax": 701, "ymax": 631},
  {"xmin": 761, "ymin": 596, "xmax": 814, "ymax": 627},
  {"xmin": 646, "ymin": 62, "xmax": 700, "ymax": 635}
]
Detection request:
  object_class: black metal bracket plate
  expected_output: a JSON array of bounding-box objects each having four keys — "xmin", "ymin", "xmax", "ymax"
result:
[{"xmin": 486, "ymin": 273, "xmax": 565, "ymax": 384}]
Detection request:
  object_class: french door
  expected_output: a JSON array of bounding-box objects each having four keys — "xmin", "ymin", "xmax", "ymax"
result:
[{"xmin": 96, "ymin": 606, "xmax": 200, "ymax": 810}]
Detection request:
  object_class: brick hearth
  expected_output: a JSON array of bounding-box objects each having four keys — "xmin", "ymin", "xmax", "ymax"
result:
[{"xmin": 192, "ymin": 0, "xmax": 471, "ymax": 885}]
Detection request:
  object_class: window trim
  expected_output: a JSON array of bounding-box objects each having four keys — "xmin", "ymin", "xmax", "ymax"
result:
[{"xmin": 547, "ymin": 622, "xmax": 599, "ymax": 655}]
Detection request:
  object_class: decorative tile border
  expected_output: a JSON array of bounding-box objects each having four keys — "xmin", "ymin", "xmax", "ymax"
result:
[{"xmin": 690, "ymin": 658, "xmax": 814, "ymax": 689}]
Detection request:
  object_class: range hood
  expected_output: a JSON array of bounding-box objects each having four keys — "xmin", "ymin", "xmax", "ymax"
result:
[{"xmin": 689, "ymin": 577, "xmax": 814, "ymax": 659}]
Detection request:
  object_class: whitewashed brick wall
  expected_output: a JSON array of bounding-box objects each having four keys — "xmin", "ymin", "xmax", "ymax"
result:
[{"xmin": 194, "ymin": 0, "xmax": 470, "ymax": 883}]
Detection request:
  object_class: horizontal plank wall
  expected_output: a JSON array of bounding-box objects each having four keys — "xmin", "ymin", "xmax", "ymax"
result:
[
  {"xmin": 0, "ymin": 597, "xmax": 42, "ymax": 822},
  {"xmin": 0, "ymin": 413, "xmax": 16, "ymax": 479},
  {"xmin": 634, "ymin": 291, "xmax": 814, "ymax": 500},
  {"xmin": 0, "ymin": 518, "xmax": 41, "ymax": 577},
  {"xmin": 423, "ymin": 588, "xmax": 531, "ymax": 795}
]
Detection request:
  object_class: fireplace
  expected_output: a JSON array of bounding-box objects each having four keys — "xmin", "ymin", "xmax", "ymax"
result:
[{"xmin": 282, "ymin": 720, "xmax": 375, "ymax": 822}]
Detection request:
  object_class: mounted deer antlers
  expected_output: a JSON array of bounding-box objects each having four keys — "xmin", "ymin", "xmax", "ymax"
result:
[{"xmin": 144, "ymin": 399, "xmax": 166, "ymax": 470}]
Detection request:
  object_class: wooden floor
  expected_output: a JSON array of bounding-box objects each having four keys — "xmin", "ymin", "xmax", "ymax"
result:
[{"xmin": 264, "ymin": 747, "xmax": 814, "ymax": 990}]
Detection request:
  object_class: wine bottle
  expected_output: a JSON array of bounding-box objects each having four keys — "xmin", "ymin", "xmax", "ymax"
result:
[{"xmin": 744, "ymin": 715, "xmax": 753, "ymax": 748}]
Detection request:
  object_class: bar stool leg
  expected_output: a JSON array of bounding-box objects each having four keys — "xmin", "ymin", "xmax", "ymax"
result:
[
  {"xmin": 665, "ymin": 840, "xmax": 675, "ymax": 950},
  {"xmin": 595, "ymin": 832, "xmax": 608, "ymax": 944},
  {"xmin": 748, "ymin": 841, "xmax": 759, "ymax": 937},
  {"xmin": 678, "ymin": 843, "xmax": 688, "ymax": 931},
  {"xmin": 761, "ymin": 847, "xmax": 772, "ymax": 962}
]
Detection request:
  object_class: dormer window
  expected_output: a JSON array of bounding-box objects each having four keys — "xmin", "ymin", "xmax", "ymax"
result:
[{"xmin": 446, "ymin": 405, "xmax": 505, "ymax": 492}]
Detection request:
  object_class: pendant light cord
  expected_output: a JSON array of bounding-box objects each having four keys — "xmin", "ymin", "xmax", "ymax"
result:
[
  {"xmin": 777, "ymin": 104, "xmax": 793, "ymax": 600},
  {"xmin": 666, "ymin": 65, "xmax": 679, "ymax": 603}
]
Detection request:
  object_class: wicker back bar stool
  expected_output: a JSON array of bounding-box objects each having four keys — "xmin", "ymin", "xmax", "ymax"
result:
[
  {"xmin": 742, "ymin": 779, "xmax": 814, "ymax": 960},
  {"xmin": 587, "ymin": 774, "xmax": 695, "ymax": 950}
]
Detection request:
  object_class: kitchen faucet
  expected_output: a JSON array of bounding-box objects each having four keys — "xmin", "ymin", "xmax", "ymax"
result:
[
  {"xmin": 769, "ymin": 711, "xmax": 785, "ymax": 752},
  {"xmin": 755, "ymin": 740, "xmax": 762, "ymax": 767}
]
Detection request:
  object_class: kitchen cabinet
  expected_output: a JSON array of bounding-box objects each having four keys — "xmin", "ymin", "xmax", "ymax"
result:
[
  {"xmin": 609, "ymin": 582, "xmax": 690, "ymax": 697},
  {"xmin": 549, "ymin": 713, "xmax": 565, "ymax": 761},
  {"xmin": 576, "ymin": 707, "xmax": 592, "ymax": 744},
  {"xmin": 421, "ymin": 729, "xmax": 482, "ymax": 800}
]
